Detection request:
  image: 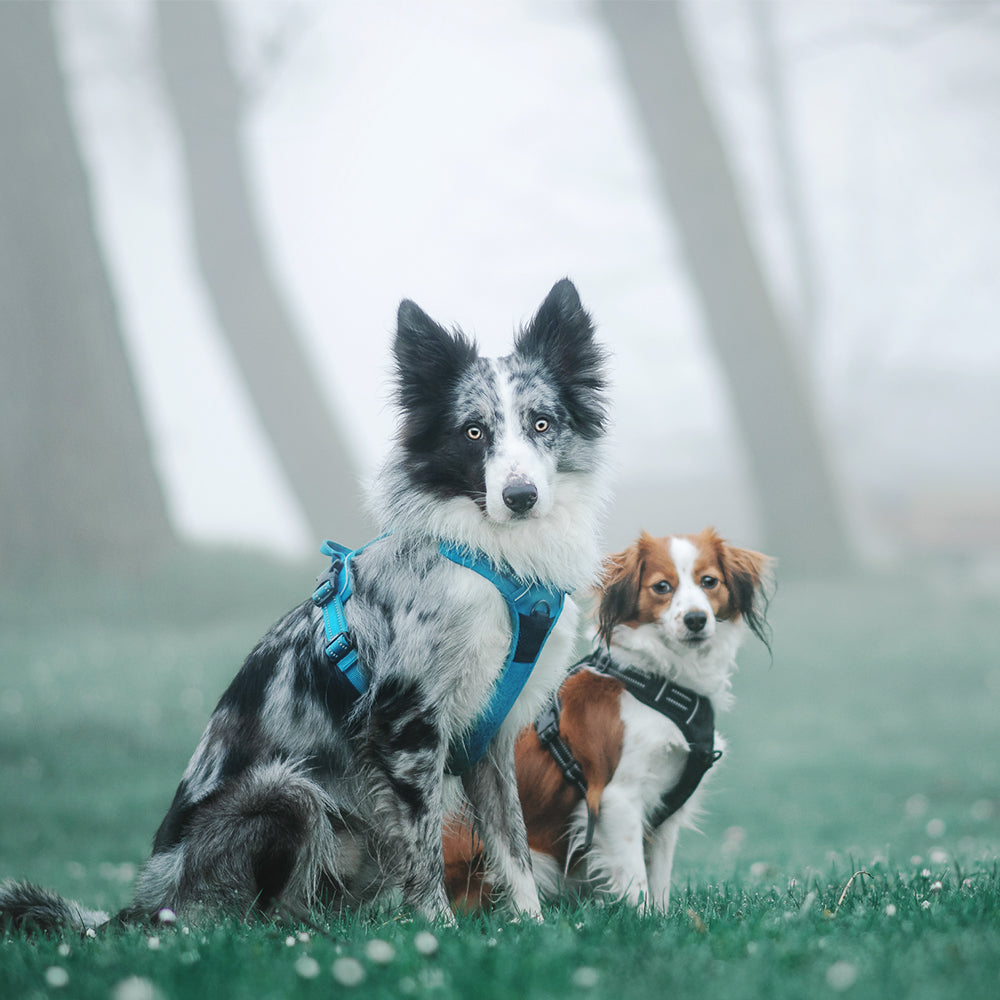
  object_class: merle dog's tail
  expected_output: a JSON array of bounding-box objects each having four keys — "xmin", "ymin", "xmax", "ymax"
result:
[{"xmin": 0, "ymin": 880, "xmax": 110, "ymax": 935}]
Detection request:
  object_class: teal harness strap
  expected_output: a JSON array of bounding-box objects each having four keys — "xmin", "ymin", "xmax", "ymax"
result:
[
  {"xmin": 439, "ymin": 542, "xmax": 565, "ymax": 774},
  {"xmin": 312, "ymin": 537, "xmax": 566, "ymax": 774},
  {"xmin": 312, "ymin": 539, "xmax": 370, "ymax": 695}
]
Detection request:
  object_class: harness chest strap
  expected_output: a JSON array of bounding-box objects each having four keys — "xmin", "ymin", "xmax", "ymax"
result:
[
  {"xmin": 311, "ymin": 538, "xmax": 565, "ymax": 775},
  {"xmin": 535, "ymin": 649, "xmax": 722, "ymax": 837}
]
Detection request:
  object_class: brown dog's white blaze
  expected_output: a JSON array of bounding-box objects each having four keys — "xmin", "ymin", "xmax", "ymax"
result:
[{"xmin": 598, "ymin": 528, "xmax": 771, "ymax": 644}]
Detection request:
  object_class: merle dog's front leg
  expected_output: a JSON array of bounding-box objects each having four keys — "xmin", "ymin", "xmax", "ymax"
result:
[
  {"xmin": 365, "ymin": 678, "xmax": 452, "ymax": 921},
  {"xmin": 462, "ymin": 736, "xmax": 542, "ymax": 919}
]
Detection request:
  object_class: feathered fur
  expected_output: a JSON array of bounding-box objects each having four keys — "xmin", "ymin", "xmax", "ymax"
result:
[{"xmin": 0, "ymin": 279, "xmax": 610, "ymax": 933}]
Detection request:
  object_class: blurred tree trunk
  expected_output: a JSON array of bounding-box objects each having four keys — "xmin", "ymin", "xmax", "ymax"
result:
[
  {"xmin": 0, "ymin": 0, "xmax": 174, "ymax": 574},
  {"xmin": 601, "ymin": 0, "xmax": 850, "ymax": 572},
  {"xmin": 155, "ymin": 0, "xmax": 369, "ymax": 546},
  {"xmin": 748, "ymin": 0, "xmax": 820, "ymax": 349}
]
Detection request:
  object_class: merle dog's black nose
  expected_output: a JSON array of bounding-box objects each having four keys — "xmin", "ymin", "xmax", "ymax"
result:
[
  {"xmin": 684, "ymin": 611, "xmax": 708, "ymax": 633},
  {"xmin": 502, "ymin": 483, "xmax": 538, "ymax": 514}
]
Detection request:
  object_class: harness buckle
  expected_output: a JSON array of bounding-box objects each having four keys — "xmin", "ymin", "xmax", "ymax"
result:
[
  {"xmin": 312, "ymin": 558, "xmax": 344, "ymax": 607},
  {"xmin": 324, "ymin": 631, "xmax": 354, "ymax": 663}
]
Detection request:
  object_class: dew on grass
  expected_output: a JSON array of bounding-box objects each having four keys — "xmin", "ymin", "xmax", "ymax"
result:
[
  {"xmin": 297, "ymin": 931, "xmax": 310, "ymax": 943},
  {"xmin": 414, "ymin": 930, "xmax": 439, "ymax": 956},
  {"xmin": 294, "ymin": 955, "xmax": 321, "ymax": 980},
  {"xmin": 905, "ymin": 794, "xmax": 929, "ymax": 818},
  {"xmin": 571, "ymin": 966, "xmax": 600, "ymax": 989},
  {"xmin": 44, "ymin": 966, "xmax": 69, "ymax": 988},
  {"xmin": 364, "ymin": 939, "xmax": 396, "ymax": 964},
  {"xmin": 112, "ymin": 975, "xmax": 164, "ymax": 1000},
  {"xmin": 926, "ymin": 818, "xmax": 946, "ymax": 838},
  {"xmin": 147, "ymin": 936, "xmax": 160, "ymax": 950},
  {"xmin": 398, "ymin": 976, "xmax": 418, "ymax": 994},
  {"xmin": 285, "ymin": 935, "xmax": 296, "ymax": 947},
  {"xmin": 885, "ymin": 903, "xmax": 897, "ymax": 916},
  {"xmin": 825, "ymin": 961, "xmax": 858, "ymax": 991},
  {"xmin": 57, "ymin": 942, "xmax": 71, "ymax": 957},
  {"xmin": 929, "ymin": 848, "xmax": 949, "ymax": 866},
  {"xmin": 332, "ymin": 956, "xmax": 366, "ymax": 986}
]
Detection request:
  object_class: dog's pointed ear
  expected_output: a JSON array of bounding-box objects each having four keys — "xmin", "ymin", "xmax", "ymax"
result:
[
  {"xmin": 596, "ymin": 539, "xmax": 645, "ymax": 645},
  {"xmin": 515, "ymin": 279, "xmax": 608, "ymax": 438},
  {"xmin": 720, "ymin": 540, "xmax": 775, "ymax": 651},
  {"xmin": 393, "ymin": 299, "xmax": 478, "ymax": 439}
]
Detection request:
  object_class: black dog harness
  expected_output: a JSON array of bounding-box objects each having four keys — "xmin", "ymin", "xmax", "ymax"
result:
[{"xmin": 534, "ymin": 649, "xmax": 722, "ymax": 838}]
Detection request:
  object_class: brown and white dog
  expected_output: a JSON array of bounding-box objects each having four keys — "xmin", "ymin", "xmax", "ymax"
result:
[{"xmin": 444, "ymin": 528, "xmax": 772, "ymax": 913}]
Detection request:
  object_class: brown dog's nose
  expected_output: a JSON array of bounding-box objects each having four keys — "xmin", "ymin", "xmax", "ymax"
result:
[{"xmin": 683, "ymin": 611, "xmax": 708, "ymax": 633}]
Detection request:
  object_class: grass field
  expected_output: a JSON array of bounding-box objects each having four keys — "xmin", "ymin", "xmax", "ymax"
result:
[{"xmin": 2, "ymin": 548, "xmax": 998, "ymax": 998}]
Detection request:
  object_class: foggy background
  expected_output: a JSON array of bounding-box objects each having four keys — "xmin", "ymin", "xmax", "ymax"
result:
[{"xmin": 3, "ymin": 0, "xmax": 1000, "ymax": 578}]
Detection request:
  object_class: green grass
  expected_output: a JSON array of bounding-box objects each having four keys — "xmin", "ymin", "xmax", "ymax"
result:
[{"xmin": 2, "ymin": 549, "xmax": 999, "ymax": 998}]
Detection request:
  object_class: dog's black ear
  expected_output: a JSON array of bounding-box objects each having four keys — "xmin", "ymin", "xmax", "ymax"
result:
[
  {"xmin": 515, "ymin": 279, "xmax": 608, "ymax": 439},
  {"xmin": 596, "ymin": 541, "xmax": 645, "ymax": 646},
  {"xmin": 720, "ymin": 541, "xmax": 775, "ymax": 652},
  {"xmin": 393, "ymin": 299, "xmax": 478, "ymax": 444}
]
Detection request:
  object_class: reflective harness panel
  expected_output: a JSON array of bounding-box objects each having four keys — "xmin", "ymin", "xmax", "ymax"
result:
[
  {"xmin": 311, "ymin": 538, "xmax": 565, "ymax": 775},
  {"xmin": 535, "ymin": 649, "xmax": 722, "ymax": 839}
]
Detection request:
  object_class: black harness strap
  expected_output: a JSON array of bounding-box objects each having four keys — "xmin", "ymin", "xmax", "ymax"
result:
[{"xmin": 534, "ymin": 650, "xmax": 722, "ymax": 837}]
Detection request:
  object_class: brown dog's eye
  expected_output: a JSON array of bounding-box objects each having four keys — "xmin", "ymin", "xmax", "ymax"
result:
[
  {"xmin": 651, "ymin": 580, "xmax": 672, "ymax": 595},
  {"xmin": 701, "ymin": 576, "xmax": 718, "ymax": 590}
]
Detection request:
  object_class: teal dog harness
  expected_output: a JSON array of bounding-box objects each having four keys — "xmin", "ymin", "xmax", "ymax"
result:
[{"xmin": 311, "ymin": 538, "xmax": 565, "ymax": 774}]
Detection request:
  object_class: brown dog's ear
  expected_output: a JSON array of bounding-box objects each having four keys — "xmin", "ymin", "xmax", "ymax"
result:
[
  {"xmin": 596, "ymin": 537, "xmax": 647, "ymax": 646},
  {"xmin": 720, "ymin": 542, "xmax": 775, "ymax": 651}
]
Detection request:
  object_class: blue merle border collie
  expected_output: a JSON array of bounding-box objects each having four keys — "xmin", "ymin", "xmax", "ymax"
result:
[{"xmin": 0, "ymin": 279, "xmax": 610, "ymax": 931}]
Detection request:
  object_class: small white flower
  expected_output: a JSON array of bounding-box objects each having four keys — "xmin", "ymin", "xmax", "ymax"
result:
[
  {"xmin": 44, "ymin": 967, "xmax": 70, "ymax": 988},
  {"xmin": 571, "ymin": 966, "xmax": 600, "ymax": 989},
  {"xmin": 85, "ymin": 927, "xmax": 97, "ymax": 939},
  {"xmin": 156, "ymin": 908, "xmax": 176, "ymax": 925},
  {"xmin": 57, "ymin": 943, "xmax": 71, "ymax": 957},
  {"xmin": 884, "ymin": 903, "xmax": 897, "ymax": 916},
  {"xmin": 332, "ymin": 957, "xmax": 366, "ymax": 986},
  {"xmin": 413, "ymin": 930, "xmax": 439, "ymax": 956},
  {"xmin": 825, "ymin": 961, "xmax": 858, "ymax": 991},
  {"xmin": 364, "ymin": 939, "xmax": 396, "ymax": 964},
  {"xmin": 297, "ymin": 931, "xmax": 310, "ymax": 943},
  {"xmin": 921, "ymin": 900, "xmax": 931, "ymax": 910},
  {"xmin": 929, "ymin": 848, "xmax": 949, "ymax": 865},
  {"xmin": 294, "ymin": 955, "xmax": 320, "ymax": 980},
  {"xmin": 921, "ymin": 869, "xmax": 932, "ymax": 878},
  {"xmin": 146, "ymin": 936, "xmax": 160, "ymax": 951},
  {"xmin": 930, "ymin": 881, "xmax": 943, "ymax": 893},
  {"xmin": 285, "ymin": 935, "xmax": 296, "ymax": 947}
]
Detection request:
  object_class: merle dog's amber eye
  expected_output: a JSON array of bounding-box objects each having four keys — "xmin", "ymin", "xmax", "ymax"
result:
[
  {"xmin": 466, "ymin": 425, "xmax": 483, "ymax": 441},
  {"xmin": 651, "ymin": 580, "xmax": 672, "ymax": 595},
  {"xmin": 534, "ymin": 418, "xmax": 549, "ymax": 433}
]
